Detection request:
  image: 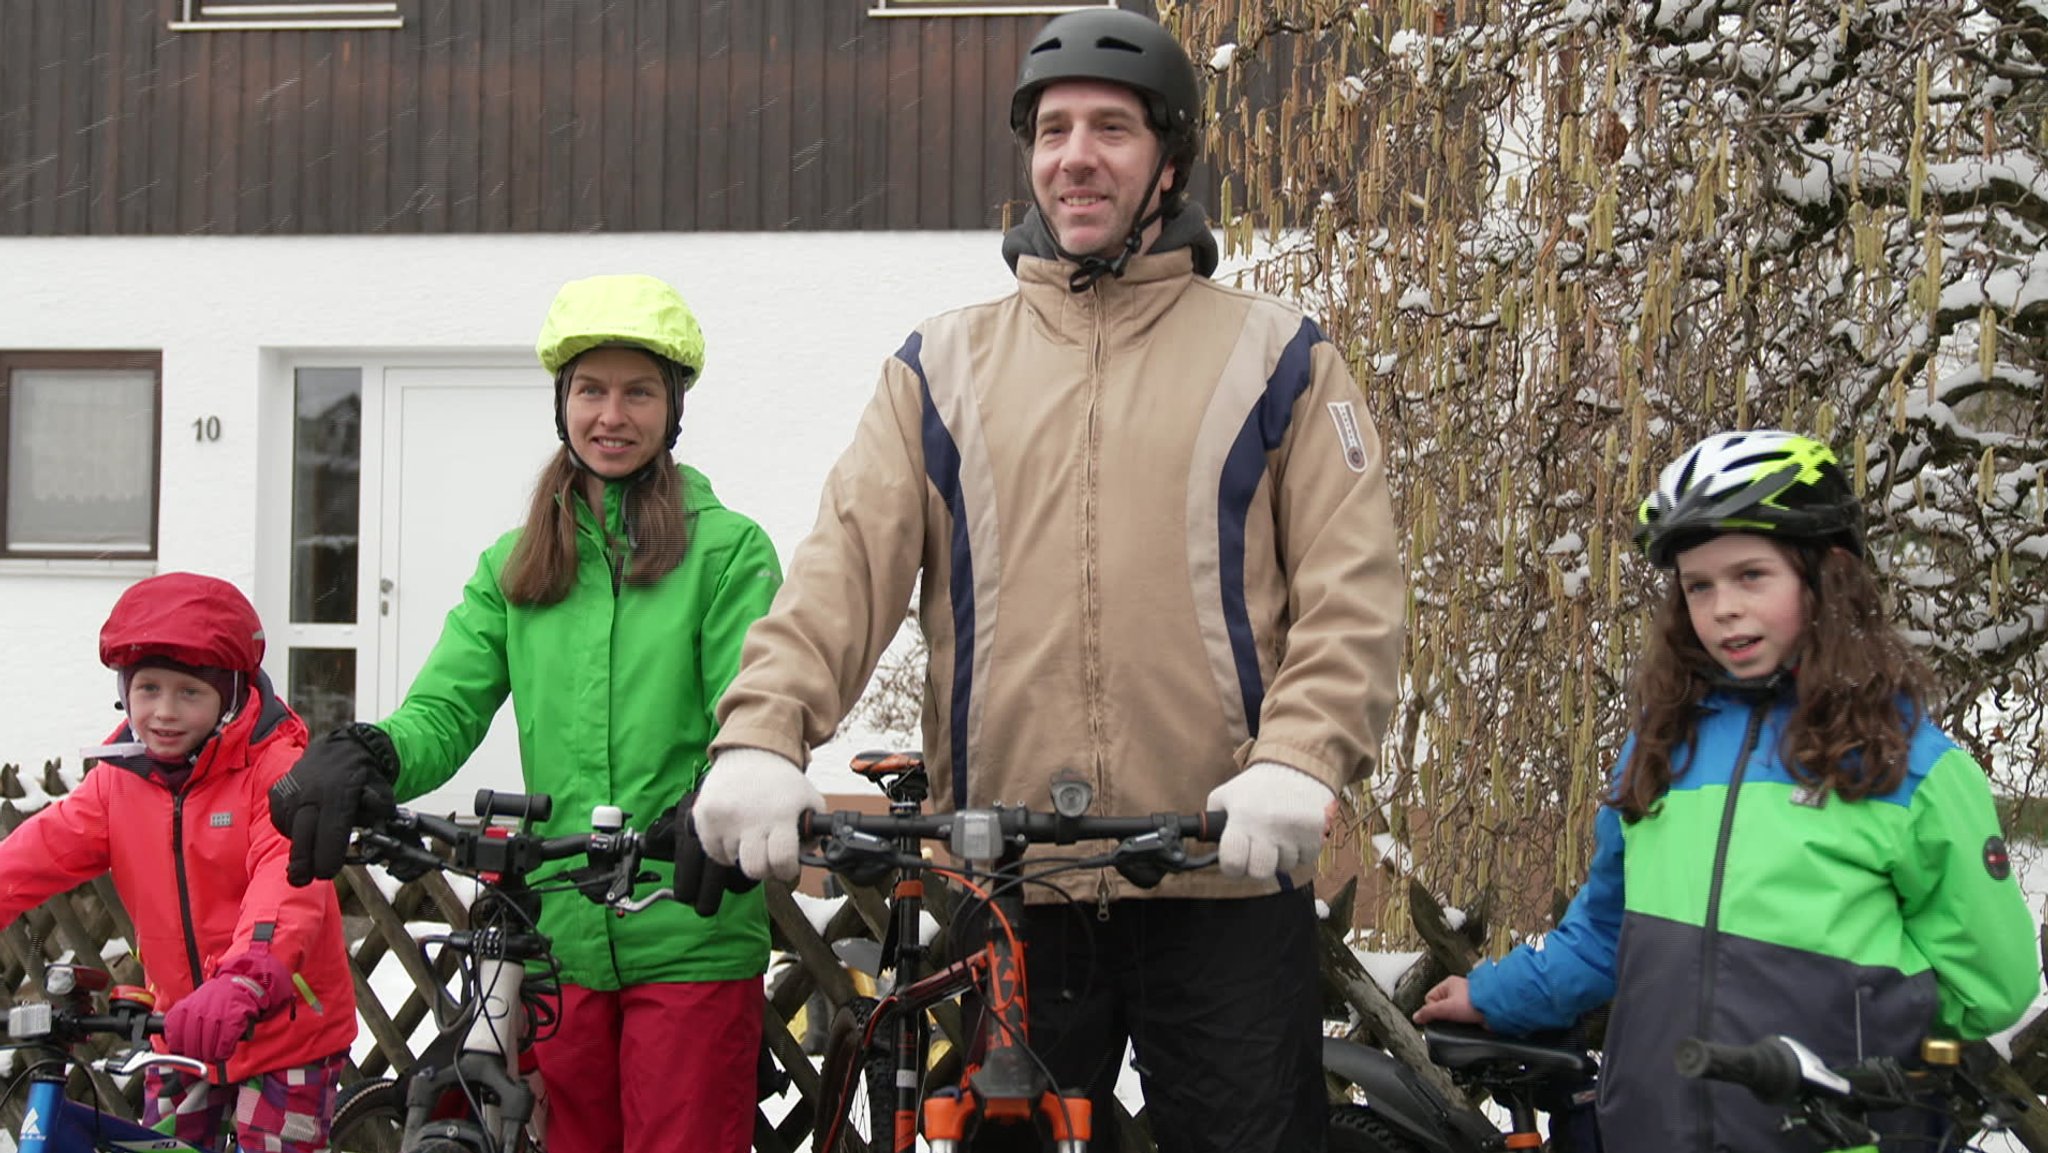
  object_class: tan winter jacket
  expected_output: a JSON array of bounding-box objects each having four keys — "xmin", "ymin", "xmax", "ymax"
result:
[{"xmin": 715, "ymin": 245, "xmax": 1404, "ymax": 902}]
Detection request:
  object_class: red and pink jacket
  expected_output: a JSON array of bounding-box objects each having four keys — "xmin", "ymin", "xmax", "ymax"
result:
[{"xmin": 0, "ymin": 674, "xmax": 358, "ymax": 1082}]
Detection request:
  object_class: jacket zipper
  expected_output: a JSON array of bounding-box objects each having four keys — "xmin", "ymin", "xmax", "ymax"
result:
[
  {"xmin": 170, "ymin": 788, "xmax": 206, "ymax": 990},
  {"xmin": 1695, "ymin": 700, "xmax": 1766, "ymax": 1152},
  {"xmin": 1083, "ymin": 288, "xmax": 1112, "ymax": 908}
]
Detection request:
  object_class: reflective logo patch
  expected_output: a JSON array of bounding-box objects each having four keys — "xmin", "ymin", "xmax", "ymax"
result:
[
  {"xmin": 1326, "ymin": 401, "xmax": 1369, "ymax": 473},
  {"xmin": 1984, "ymin": 835, "xmax": 2012, "ymax": 881},
  {"xmin": 210, "ymin": 811, "xmax": 234, "ymax": 828}
]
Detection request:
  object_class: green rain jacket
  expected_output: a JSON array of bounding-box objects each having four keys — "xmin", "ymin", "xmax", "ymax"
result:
[
  {"xmin": 1468, "ymin": 689, "xmax": 2039, "ymax": 1153},
  {"xmin": 379, "ymin": 464, "xmax": 781, "ymax": 987}
]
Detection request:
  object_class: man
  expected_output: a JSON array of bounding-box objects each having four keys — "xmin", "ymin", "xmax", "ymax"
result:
[{"xmin": 698, "ymin": 9, "xmax": 1403, "ymax": 1152}]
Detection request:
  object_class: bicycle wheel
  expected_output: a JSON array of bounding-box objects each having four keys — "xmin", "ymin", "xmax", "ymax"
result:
[
  {"xmin": 1326, "ymin": 1104, "xmax": 1429, "ymax": 1153},
  {"xmin": 817, "ymin": 997, "xmax": 899, "ymax": 1153},
  {"xmin": 327, "ymin": 1078, "xmax": 406, "ymax": 1153}
]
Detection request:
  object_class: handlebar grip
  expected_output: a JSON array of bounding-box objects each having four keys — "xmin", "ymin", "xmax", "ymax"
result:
[
  {"xmin": 474, "ymin": 789, "xmax": 552, "ymax": 823},
  {"xmin": 1674, "ymin": 1037, "xmax": 1803, "ymax": 1104}
]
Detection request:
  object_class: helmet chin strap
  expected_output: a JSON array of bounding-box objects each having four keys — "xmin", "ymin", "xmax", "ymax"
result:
[
  {"xmin": 1707, "ymin": 663, "xmax": 1795, "ymax": 698},
  {"xmin": 1062, "ymin": 150, "xmax": 1174, "ymax": 293},
  {"xmin": 563, "ymin": 444, "xmax": 670, "ymax": 489}
]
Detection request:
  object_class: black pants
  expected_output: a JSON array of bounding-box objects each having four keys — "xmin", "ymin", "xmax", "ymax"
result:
[{"xmin": 964, "ymin": 889, "xmax": 1326, "ymax": 1153}]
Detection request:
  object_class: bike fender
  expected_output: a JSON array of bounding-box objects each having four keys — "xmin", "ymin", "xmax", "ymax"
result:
[{"xmin": 1323, "ymin": 1037, "xmax": 1496, "ymax": 1153}]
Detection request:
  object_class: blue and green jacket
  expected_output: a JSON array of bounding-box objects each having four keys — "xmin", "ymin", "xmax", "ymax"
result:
[{"xmin": 1468, "ymin": 689, "xmax": 2038, "ymax": 1152}]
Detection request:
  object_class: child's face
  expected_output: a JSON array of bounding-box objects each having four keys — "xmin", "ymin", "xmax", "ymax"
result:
[
  {"xmin": 1676, "ymin": 533, "xmax": 1809, "ymax": 679},
  {"xmin": 126, "ymin": 667, "xmax": 225, "ymax": 760}
]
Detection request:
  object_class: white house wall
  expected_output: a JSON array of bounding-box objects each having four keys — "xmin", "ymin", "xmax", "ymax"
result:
[{"xmin": 0, "ymin": 231, "xmax": 1016, "ymax": 771}]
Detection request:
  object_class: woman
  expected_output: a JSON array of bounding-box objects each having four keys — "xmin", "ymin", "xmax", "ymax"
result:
[{"xmin": 270, "ymin": 273, "xmax": 782, "ymax": 1153}]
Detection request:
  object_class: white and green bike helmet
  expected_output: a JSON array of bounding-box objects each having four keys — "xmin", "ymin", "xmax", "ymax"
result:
[{"xmin": 1634, "ymin": 430, "xmax": 1863, "ymax": 568}]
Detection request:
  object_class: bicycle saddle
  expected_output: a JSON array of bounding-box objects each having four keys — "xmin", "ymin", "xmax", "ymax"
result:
[{"xmin": 1424, "ymin": 1022, "xmax": 1598, "ymax": 1080}]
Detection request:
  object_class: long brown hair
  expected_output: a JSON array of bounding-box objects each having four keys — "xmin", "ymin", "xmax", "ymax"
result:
[
  {"xmin": 499, "ymin": 354, "xmax": 693, "ymax": 607},
  {"xmin": 1611, "ymin": 543, "xmax": 1933, "ymax": 821}
]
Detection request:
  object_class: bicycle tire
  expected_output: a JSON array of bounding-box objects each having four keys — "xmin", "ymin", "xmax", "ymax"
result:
[
  {"xmin": 1326, "ymin": 1104, "xmax": 1429, "ymax": 1153},
  {"xmin": 327, "ymin": 1078, "xmax": 406, "ymax": 1153},
  {"xmin": 817, "ymin": 997, "xmax": 899, "ymax": 1153}
]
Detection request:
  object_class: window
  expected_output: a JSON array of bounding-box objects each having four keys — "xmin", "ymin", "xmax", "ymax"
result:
[
  {"xmin": 0, "ymin": 351, "xmax": 160, "ymax": 560},
  {"xmin": 286, "ymin": 366, "xmax": 364, "ymax": 731},
  {"xmin": 868, "ymin": 0, "xmax": 1115, "ymax": 16},
  {"xmin": 168, "ymin": 0, "xmax": 402, "ymax": 32}
]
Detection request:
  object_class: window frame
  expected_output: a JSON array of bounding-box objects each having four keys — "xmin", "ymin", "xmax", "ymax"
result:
[{"xmin": 0, "ymin": 350, "xmax": 164, "ymax": 561}]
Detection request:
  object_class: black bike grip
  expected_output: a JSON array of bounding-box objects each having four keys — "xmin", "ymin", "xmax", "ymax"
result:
[
  {"xmin": 1674, "ymin": 1037, "xmax": 1802, "ymax": 1104},
  {"xmin": 474, "ymin": 789, "xmax": 553, "ymax": 823}
]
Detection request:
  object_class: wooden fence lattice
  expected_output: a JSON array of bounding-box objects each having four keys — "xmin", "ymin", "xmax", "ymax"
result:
[
  {"xmin": 0, "ymin": 758, "xmax": 1151, "ymax": 1152},
  {"xmin": 9, "ymin": 758, "xmax": 2045, "ymax": 1151}
]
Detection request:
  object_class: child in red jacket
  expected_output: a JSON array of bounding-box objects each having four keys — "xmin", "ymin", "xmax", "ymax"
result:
[{"xmin": 0, "ymin": 572, "xmax": 357, "ymax": 1151}]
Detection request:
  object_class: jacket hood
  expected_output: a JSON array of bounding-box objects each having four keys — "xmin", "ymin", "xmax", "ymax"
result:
[{"xmin": 1001, "ymin": 203, "xmax": 1219, "ymax": 279}]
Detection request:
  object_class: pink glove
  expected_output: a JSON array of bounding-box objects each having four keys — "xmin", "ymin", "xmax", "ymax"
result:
[{"xmin": 165, "ymin": 950, "xmax": 289, "ymax": 1063}]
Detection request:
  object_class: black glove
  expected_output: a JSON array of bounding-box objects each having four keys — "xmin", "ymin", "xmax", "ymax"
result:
[
  {"xmin": 268, "ymin": 723, "xmax": 401, "ymax": 887},
  {"xmin": 664, "ymin": 790, "xmax": 759, "ymax": 918}
]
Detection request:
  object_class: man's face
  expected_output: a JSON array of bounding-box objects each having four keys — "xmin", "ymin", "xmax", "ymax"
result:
[{"xmin": 1028, "ymin": 80, "xmax": 1176, "ymax": 260}]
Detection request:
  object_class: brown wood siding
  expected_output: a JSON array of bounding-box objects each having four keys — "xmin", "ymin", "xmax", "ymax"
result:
[{"xmin": 0, "ymin": 0, "xmax": 1207, "ymax": 235}]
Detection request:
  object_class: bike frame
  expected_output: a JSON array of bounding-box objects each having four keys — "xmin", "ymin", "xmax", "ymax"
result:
[
  {"xmin": 823, "ymin": 756, "xmax": 1155, "ymax": 1153},
  {"xmin": 16, "ymin": 1073, "xmax": 214, "ymax": 1153},
  {"xmin": 354, "ymin": 791, "xmax": 656, "ymax": 1153},
  {"xmin": 5, "ymin": 968, "xmax": 219, "ymax": 1153},
  {"xmin": 397, "ymin": 907, "xmax": 543, "ymax": 1151},
  {"xmin": 840, "ymin": 850, "xmax": 1092, "ymax": 1153}
]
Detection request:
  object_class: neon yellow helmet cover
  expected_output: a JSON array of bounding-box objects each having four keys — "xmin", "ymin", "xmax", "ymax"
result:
[{"xmin": 536, "ymin": 273, "xmax": 706, "ymax": 381}]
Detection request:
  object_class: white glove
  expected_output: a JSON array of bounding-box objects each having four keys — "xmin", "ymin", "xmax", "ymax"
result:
[
  {"xmin": 694, "ymin": 747, "xmax": 825, "ymax": 882},
  {"xmin": 1206, "ymin": 761, "xmax": 1335, "ymax": 881}
]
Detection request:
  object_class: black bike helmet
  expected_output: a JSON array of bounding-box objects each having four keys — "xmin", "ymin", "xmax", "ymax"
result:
[
  {"xmin": 1634, "ymin": 430, "xmax": 1864, "ymax": 568},
  {"xmin": 1009, "ymin": 8, "xmax": 1202, "ymax": 208}
]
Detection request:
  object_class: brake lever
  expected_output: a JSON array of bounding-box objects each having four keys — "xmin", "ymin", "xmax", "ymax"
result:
[
  {"xmin": 349, "ymin": 830, "xmax": 442, "ymax": 881},
  {"xmin": 613, "ymin": 887, "xmax": 675, "ymax": 914},
  {"xmin": 107, "ymin": 1049, "xmax": 208, "ymax": 1077}
]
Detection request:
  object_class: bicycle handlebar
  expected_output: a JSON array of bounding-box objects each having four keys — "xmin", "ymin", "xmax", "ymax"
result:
[
  {"xmin": 800, "ymin": 807, "xmax": 1227, "ymax": 886},
  {"xmin": 1674, "ymin": 1036, "xmax": 1813, "ymax": 1105},
  {"xmin": 799, "ymin": 809, "xmax": 1225, "ymax": 844},
  {"xmin": 1676, "ymin": 1034, "xmax": 2015, "ymax": 1146},
  {"xmin": 5, "ymin": 998, "xmax": 164, "ymax": 1047},
  {"xmin": 349, "ymin": 790, "xmax": 657, "ymax": 914}
]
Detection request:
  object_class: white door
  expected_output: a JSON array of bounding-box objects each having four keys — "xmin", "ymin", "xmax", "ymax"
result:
[{"xmin": 378, "ymin": 366, "xmax": 558, "ymax": 816}]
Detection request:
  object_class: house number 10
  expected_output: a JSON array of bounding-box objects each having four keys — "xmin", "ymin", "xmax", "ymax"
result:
[{"xmin": 193, "ymin": 416, "xmax": 222, "ymax": 442}]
